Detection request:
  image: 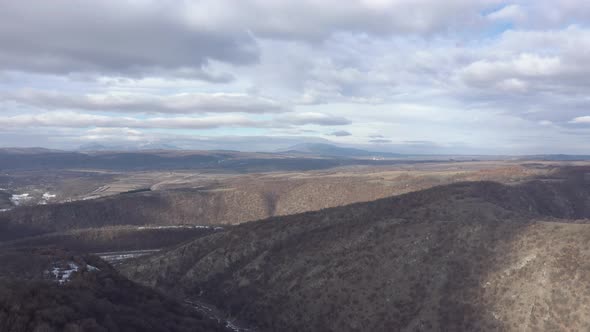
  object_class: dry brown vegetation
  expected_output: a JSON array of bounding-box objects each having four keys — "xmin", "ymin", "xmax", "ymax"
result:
[
  {"xmin": 120, "ymin": 166, "xmax": 590, "ymax": 331},
  {"xmin": 0, "ymin": 162, "xmax": 553, "ymax": 241},
  {"xmin": 3, "ymin": 159, "xmax": 590, "ymax": 331}
]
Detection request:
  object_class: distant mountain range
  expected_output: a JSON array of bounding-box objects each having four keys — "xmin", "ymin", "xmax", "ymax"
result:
[
  {"xmin": 0, "ymin": 147, "xmax": 418, "ymax": 172},
  {"xmin": 3, "ymin": 145, "xmax": 590, "ymax": 172},
  {"xmin": 78, "ymin": 142, "xmax": 180, "ymax": 151},
  {"xmin": 281, "ymin": 143, "xmax": 402, "ymax": 158},
  {"xmin": 519, "ymin": 154, "xmax": 590, "ymax": 161},
  {"xmin": 77, "ymin": 141, "xmax": 398, "ymax": 158}
]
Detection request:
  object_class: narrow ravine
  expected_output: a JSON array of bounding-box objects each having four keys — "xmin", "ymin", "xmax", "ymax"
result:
[{"xmin": 185, "ymin": 299, "xmax": 255, "ymax": 332}]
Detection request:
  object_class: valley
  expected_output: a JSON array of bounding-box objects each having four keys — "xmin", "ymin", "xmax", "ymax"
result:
[
  {"xmin": 4, "ymin": 2, "xmax": 590, "ymax": 330},
  {"xmin": 2, "ymin": 148, "xmax": 590, "ymax": 331},
  {"xmin": 120, "ymin": 169, "xmax": 590, "ymax": 331},
  {"xmin": 0, "ymin": 150, "xmax": 556, "ymax": 242}
]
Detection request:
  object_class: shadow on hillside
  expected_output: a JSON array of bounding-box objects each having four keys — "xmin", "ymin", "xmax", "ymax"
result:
[{"xmin": 120, "ymin": 167, "xmax": 590, "ymax": 331}]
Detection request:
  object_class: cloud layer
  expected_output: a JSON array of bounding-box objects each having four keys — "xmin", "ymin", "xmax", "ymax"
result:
[
  {"xmin": 0, "ymin": 1, "xmax": 257, "ymax": 79},
  {"xmin": 1, "ymin": 1, "xmax": 590, "ymax": 153},
  {"xmin": 0, "ymin": 111, "xmax": 349, "ymax": 129},
  {"xmin": 4, "ymin": 90, "xmax": 287, "ymax": 114}
]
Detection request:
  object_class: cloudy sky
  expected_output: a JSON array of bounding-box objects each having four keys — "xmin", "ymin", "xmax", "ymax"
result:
[{"xmin": 1, "ymin": 0, "xmax": 590, "ymax": 154}]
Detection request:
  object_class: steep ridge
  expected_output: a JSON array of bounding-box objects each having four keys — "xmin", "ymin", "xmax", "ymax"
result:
[
  {"xmin": 0, "ymin": 248, "xmax": 227, "ymax": 332},
  {"xmin": 121, "ymin": 171, "xmax": 590, "ymax": 331}
]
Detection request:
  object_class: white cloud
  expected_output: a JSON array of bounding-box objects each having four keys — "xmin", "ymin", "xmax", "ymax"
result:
[
  {"xmin": 487, "ymin": 4, "xmax": 526, "ymax": 22},
  {"xmin": 538, "ymin": 120, "xmax": 553, "ymax": 126},
  {"xmin": 493, "ymin": 1, "xmax": 590, "ymax": 28},
  {"xmin": 82, "ymin": 127, "xmax": 146, "ymax": 142},
  {"xmin": 3, "ymin": 90, "xmax": 288, "ymax": 114},
  {"xmin": 460, "ymin": 54, "xmax": 563, "ymax": 85},
  {"xmin": 182, "ymin": 0, "xmax": 497, "ymax": 40},
  {"xmin": 0, "ymin": 111, "xmax": 350, "ymax": 129},
  {"xmin": 0, "ymin": 112, "xmax": 260, "ymax": 129},
  {"xmin": 277, "ymin": 112, "xmax": 352, "ymax": 126},
  {"xmin": 0, "ymin": 1, "xmax": 258, "ymax": 78},
  {"xmin": 0, "ymin": 0, "xmax": 499, "ymax": 79},
  {"xmin": 570, "ymin": 116, "xmax": 590, "ymax": 124},
  {"xmin": 496, "ymin": 78, "xmax": 529, "ymax": 93},
  {"xmin": 2, "ymin": 0, "xmax": 590, "ymax": 153}
]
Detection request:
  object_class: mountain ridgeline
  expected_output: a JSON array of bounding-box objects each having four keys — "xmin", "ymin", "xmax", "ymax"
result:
[
  {"xmin": 282, "ymin": 143, "xmax": 402, "ymax": 158},
  {"xmin": 0, "ymin": 168, "xmax": 479, "ymax": 241},
  {"xmin": 121, "ymin": 167, "xmax": 590, "ymax": 331},
  {"xmin": 0, "ymin": 146, "xmax": 414, "ymax": 172}
]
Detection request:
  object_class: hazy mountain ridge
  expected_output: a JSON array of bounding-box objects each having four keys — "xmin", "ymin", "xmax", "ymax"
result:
[
  {"xmin": 78, "ymin": 142, "xmax": 181, "ymax": 151},
  {"xmin": 282, "ymin": 143, "xmax": 402, "ymax": 158},
  {"xmin": 0, "ymin": 149, "xmax": 224, "ymax": 171},
  {"xmin": 0, "ymin": 147, "xmax": 426, "ymax": 172}
]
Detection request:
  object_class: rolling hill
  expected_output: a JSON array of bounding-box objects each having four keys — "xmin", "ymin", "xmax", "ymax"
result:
[
  {"xmin": 282, "ymin": 143, "xmax": 401, "ymax": 158},
  {"xmin": 120, "ymin": 168, "xmax": 590, "ymax": 331},
  {"xmin": 0, "ymin": 147, "xmax": 426, "ymax": 172},
  {"xmin": 0, "ymin": 163, "xmax": 545, "ymax": 242}
]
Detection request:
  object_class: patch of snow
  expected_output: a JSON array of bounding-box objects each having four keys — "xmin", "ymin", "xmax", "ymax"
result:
[
  {"xmin": 86, "ymin": 264, "xmax": 100, "ymax": 271},
  {"xmin": 10, "ymin": 193, "xmax": 31, "ymax": 206},
  {"xmin": 97, "ymin": 249, "xmax": 161, "ymax": 263},
  {"xmin": 102, "ymin": 253, "xmax": 146, "ymax": 262},
  {"xmin": 0, "ymin": 208, "xmax": 10, "ymax": 212},
  {"xmin": 39, "ymin": 192, "xmax": 57, "ymax": 205},
  {"xmin": 137, "ymin": 225, "xmax": 224, "ymax": 230},
  {"xmin": 47, "ymin": 262, "xmax": 79, "ymax": 284}
]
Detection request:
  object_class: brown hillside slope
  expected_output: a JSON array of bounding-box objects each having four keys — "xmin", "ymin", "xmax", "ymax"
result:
[
  {"xmin": 0, "ymin": 189, "xmax": 268, "ymax": 241},
  {"xmin": 0, "ymin": 164, "xmax": 547, "ymax": 241},
  {"xmin": 121, "ymin": 175, "xmax": 590, "ymax": 331}
]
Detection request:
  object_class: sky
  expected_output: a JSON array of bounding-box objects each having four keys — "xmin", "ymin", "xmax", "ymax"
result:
[{"xmin": 1, "ymin": 0, "xmax": 590, "ymax": 154}]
